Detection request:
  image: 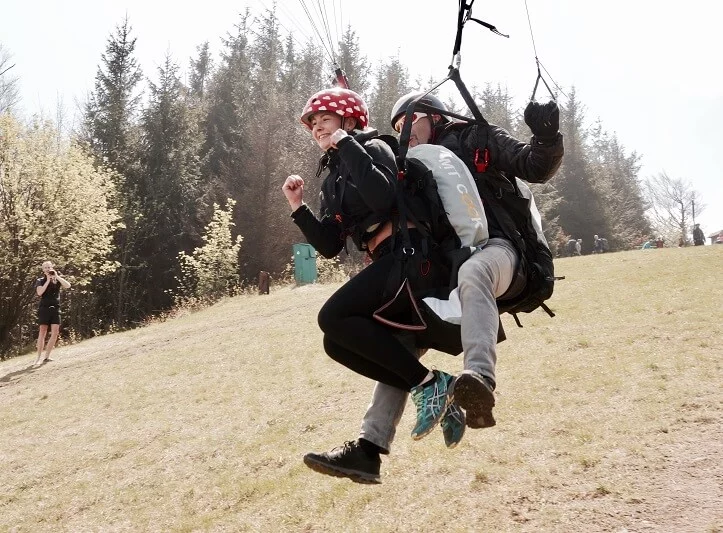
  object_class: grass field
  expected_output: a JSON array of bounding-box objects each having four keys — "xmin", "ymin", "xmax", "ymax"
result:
[{"xmin": 1, "ymin": 246, "xmax": 721, "ymax": 532}]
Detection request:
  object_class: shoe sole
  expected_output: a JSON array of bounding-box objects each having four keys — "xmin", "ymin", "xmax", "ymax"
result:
[
  {"xmin": 453, "ymin": 374, "xmax": 496, "ymax": 429},
  {"xmin": 303, "ymin": 455, "xmax": 381, "ymax": 484}
]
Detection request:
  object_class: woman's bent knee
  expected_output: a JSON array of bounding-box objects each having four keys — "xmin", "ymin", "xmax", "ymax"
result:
[
  {"xmin": 317, "ymin": 301, "xmax": 338, "ymax": 334},
  {"xmin": 322, "ymin": 335, "xmax": 346, "ymax": 364}
]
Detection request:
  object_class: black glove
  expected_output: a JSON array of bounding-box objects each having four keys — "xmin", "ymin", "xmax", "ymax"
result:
[{"xmin": 524, "ymin": 100, "xmax": 559, "ymax": 139}]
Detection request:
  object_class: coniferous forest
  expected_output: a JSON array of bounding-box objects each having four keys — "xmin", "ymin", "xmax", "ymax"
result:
[{"xmin": 0, "ymin": 8, "xmax": 652, "ymax": 358}]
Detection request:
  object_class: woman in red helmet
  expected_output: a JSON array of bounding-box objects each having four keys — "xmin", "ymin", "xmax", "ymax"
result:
[{"xmin": 282, "ymin": 88, "xmax": 455, "ymax": 454}]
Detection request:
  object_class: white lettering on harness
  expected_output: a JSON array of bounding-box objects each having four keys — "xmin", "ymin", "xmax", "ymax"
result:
[{"xmin": 455, "ymin": 184, "xmax": 482, "ymax": 222}]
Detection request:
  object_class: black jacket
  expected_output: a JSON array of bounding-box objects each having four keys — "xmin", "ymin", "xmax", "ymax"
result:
[
  {"xmin": 435, "ymin": 122, "xmax": 563, "ymax": 239},
  {"xmin": 291, "ymin": 130, "xmax": 397, "ymax": 258},
  {"xmin": 437, "ymin": 122, "xmax": 563, "ymax": 185}
]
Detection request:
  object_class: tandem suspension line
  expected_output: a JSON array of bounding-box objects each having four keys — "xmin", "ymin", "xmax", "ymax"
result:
[
  {"xmin": 524, "ymin": 0, "xmax": 566, "ymax": 102},
  {"xmin": 297, "ymin": 0, "xmax": 349, "ymax": 88},
  {"xmin": 297, "ymin": 0, "xmax": 337, "ymax": 65},
  {"xmin": 397, "ymin": 0, "xmax": 510, "ymax": 162}
]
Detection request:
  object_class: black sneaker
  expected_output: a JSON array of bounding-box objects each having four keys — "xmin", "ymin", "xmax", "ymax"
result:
[
  {"xmin": 453, "ymin": 370, "xmax": 496, "ymax": 429},
  {"xmin": 303, "ymin": 440, "xmax": 381, "ymax": 484}
]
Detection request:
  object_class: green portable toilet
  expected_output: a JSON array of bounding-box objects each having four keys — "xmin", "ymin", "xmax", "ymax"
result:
[{"xmin": 292, "ymin": 243, "xmax": 317, "ymax": 284}]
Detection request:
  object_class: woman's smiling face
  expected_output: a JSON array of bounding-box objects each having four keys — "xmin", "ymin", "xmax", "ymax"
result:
[{"xmin": 310, "ymin": 112, "xmax": 344, "ymax": 151}]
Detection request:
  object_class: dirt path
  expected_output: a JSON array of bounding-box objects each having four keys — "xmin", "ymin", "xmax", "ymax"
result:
[{"xmin": 643, "ymin": 420, "xmax": 722, "ymax": 532}]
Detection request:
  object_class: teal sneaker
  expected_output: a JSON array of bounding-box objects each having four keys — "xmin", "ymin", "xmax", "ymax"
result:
[
  {"xmin": 410, "ymin": 370, "xmax": 454, "ymax": 440},
  {"xmin": 441, "ymin": 401, "xmax": 466, "ymax": 448}
]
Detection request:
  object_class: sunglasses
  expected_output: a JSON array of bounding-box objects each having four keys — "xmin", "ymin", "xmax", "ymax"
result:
[{"xmin": 394, "ymin": 112, "xmax": 428, "ymax": 133}]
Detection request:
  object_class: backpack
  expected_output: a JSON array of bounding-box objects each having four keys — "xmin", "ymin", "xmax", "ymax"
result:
[
  {"xmin": 374, "ymin": 135, "xmax": 483, "ymax": 274},
  {"xmin": 374, "ymin": 134, "xmax": 553, "ymax": 354},
  {"xmin": 453, "ymin": 122, "xmax": 556, "ymax": 323},
  {"xmin": 369, "ymin": 138, "xmax": 488, "ymax": 355}
]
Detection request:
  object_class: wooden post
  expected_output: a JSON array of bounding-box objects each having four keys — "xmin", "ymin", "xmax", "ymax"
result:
[{"xmin": 258, "ymin": 271, "xmax": 270, "ymax": 295}]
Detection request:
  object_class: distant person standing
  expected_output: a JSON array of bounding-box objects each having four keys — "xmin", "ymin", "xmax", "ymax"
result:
[
  {"xmin": 693, "ymin": 224, "xmax": 705, "ymax": 246},
  {"xmin": 593, "ymin": 234, "xmax": 608, "ymax": 253},
  {"xmin": 575, "ymin": 238, "xmax": 582, "ymax": 256},
  {"xmin": 34, "ymin": 261, "xmax": 71, "ymax": 366},
  {"xmin": 566, "ymin": 238, "xmax": 577, "ymax": 257}
]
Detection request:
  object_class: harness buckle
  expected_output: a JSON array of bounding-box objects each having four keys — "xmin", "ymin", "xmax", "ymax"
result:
[
  {"xmin": 402, "ymin": 247, "xmax": 415, "ymax": 256},
  {"xmin": 474, "ymin": 147, "xmax": 490, "ymax": 173}
]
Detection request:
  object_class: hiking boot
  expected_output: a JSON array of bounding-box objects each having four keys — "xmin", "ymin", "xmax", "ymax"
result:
[
  {"xmin": 303, "ymin": 440, "xmax": 381, "ymax": 484},
  {"xmin": 410, "ymin": 370, "xmax": 454, "ymax": 440},
  {"xmin": 441, "ymin": 401, "xmax": 466, "ymax": 448},
  {"xmin": 453, "ymin": 370, "xmax": 496, "ymax": 429}
]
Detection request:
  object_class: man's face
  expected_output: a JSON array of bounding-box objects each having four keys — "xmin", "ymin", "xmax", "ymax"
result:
[
  {"xmin": 399, "ymin": 113, "xmax": 442, "ymax": 147},
  {"xmin": 409, "ymin": 118, "xmax": 432, "ymax": 147}
]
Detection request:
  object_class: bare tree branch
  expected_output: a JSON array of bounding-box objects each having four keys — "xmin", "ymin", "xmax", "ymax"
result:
[
  {"xmin": 646, "ymin": 172, "xmax": 705, "ymax": 245},
  {"xmin": 0, "ymin": 44, "xmax": 20, "ymax": 114}
]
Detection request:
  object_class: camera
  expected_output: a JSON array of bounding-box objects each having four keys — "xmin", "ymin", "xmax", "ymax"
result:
[{"xmin": 48, "ymin": 270, "xmax": 56, "ymax": 275}]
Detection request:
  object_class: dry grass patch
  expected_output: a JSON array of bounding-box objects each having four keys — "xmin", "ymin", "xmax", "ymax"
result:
[{"xmin": 1, "ymin": 247, "xmax": 721, "ymax": 532}]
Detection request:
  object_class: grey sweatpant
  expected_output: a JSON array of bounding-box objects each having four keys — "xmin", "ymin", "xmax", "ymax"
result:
[{"xmin": 358, "ymin": 238, "xmax": 520, "ymax": 452}]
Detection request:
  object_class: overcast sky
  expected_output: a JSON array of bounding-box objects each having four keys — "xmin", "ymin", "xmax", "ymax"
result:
[{"xmin": 2, "ymin": 0, "xmax": 721, "ymax": 235}]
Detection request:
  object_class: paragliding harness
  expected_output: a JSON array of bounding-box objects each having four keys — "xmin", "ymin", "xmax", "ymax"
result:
[
  {"xmin": 370, "ymin": 144, "xmax": 473, "ymax": 334},
  {"xmin": 466, "ymin": 134, "xmax": 556, "ymax": 323},
  {"xmin": 381, "ymin": 0, "xmax": 556, "ymax": 329}
]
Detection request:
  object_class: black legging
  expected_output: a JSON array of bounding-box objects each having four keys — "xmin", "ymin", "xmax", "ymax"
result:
[{"xmin": 318, "ymin": 233, "xmax": 447, "ymax": 391}]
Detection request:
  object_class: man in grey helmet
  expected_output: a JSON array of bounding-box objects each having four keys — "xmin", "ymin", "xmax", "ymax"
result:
[{"xmin": 303, "ymin": 92, "xmax": 564, "ymax": 484}]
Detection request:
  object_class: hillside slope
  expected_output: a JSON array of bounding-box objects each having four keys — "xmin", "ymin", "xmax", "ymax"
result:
[{"xmin": 1, "ymin": 246, "xmax": 721, "ymax": 532}]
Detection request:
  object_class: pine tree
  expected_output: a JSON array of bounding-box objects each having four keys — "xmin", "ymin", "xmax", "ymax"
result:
[
  {"xmin": 369, "ymin": 55, "xmax": 411, "ymax": 135},
  {"xmin": 189, "ymin": 41, "xmax": 213, "ymax": 100},
  {"xmin": 201, "ymin": 12, "xmax": 252, "ymax": 204},
  {"xmin": 81, "ymin": 17, "xmax": 146, "ymax": 326},
  {"xmin": 548, "ymin": 88, "xmax": 608, "ymax": 253},
  {"xmin": 137, "ymin": 52, "xmax": 203, "ymax": 311},
  {"xmin": 475, "ymin": 84, "xmax": 516, "ymax": 132},
  {"xmin": 82, "ymin": 17, "xmax": 143, "ymax": 171},
  {"xmin": 276, "ymin": 38, "xmax": 326, "ymax": 268},
  {"xmin": 589, "ymin": 123, "xmax": 650, "ymax": 249},
  {"xmin": 336, "ymin": 26, "xmax": 370, "ymax": 98},
  {"xmin": 236, "ymin": 7, "xmax": 286, "ymax": 277}
]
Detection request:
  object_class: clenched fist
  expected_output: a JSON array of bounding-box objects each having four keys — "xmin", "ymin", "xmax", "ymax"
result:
[
  {"xmin": 282, "ymin": 174, "xmax": 305, "ymax": 212},
  {"xmin": 524, "ymin": 100, "xmax": 560, "ymax": 139}
]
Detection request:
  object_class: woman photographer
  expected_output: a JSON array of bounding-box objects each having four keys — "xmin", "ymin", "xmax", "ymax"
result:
[{"xmin": 34, "ymin": 261, "xmax": 71, "ymax": 366}]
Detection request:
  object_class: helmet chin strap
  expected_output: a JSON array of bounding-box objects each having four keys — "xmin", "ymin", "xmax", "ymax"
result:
[{"xmin": 428, "ymin": 115, "xmax": 442, "ymax": 144}]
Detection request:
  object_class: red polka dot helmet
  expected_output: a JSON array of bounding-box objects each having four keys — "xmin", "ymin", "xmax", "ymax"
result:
[{"xmin": 300, "ymin": 88, "xmax": 369, "ymax": 130}]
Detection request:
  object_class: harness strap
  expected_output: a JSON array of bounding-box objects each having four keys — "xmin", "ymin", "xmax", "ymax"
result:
[
  {"xmin": 468, "ymin": 17, "xmax": 509, "ymax": 38},
  {"xmin": 373, "ymin": 278, "xmax": 428, "ymax": 332},
  {"xmin": 510, "ymin": 302, "xmax": 556, "ymax": 329}
]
